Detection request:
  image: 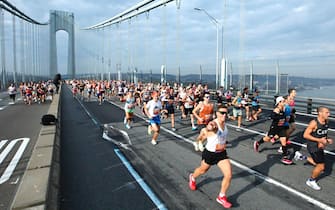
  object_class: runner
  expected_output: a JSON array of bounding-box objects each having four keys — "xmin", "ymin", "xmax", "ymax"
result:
[
  {"xmin": 189, "ymin": 105, "xmax": 232, "ymax": 208},
  {"xmin": 231, "ymin": 90, "xmax": 243, "ymax": 131},
  {"xmin": 304, "ymin": 106, "xmax": 333, "ymax": 190},
  {"xmin": 250, "ymin": 89, "xmax": 262, "ymax": 121},
  {"xmin": 8, "ymin": 83, "xmax": 17, "ymax": 104},
  {"xmin": 145, "ymin": 91, "xmax": 162, "ymax": 145},
  {"xmin": 242, "ymin": 87, "xmax": 251, "ymax": 121},
  {"xmin": 161, "ymin": 92, "xmax": 176, "ymax": 131},
  {"xmin": 124, "ymin": 89, "xmax": 136, "ymax": 129},
  {"xmin": 286, "ymin": 88, "xmax": 297, "ymax": 144},
  {"xmin": 253, "ymin": 96, "xmax": 293, "ymax": 165},
  {"xmin": 183, "ymin": 87, "xmax": 197, "ymax": 130},
  {"xmin": 192, "ymin": 92, "xmax": 215, "ymax": 151}
]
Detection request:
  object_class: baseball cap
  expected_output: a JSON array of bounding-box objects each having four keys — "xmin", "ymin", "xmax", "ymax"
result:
[{"xmin": 275, "ymin": 96, "xmax": 285, "ymax": 105}]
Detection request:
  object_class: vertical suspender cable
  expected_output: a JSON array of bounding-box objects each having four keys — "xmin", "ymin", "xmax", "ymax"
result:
[
  {"xmin": 1, "ymin": 8, "xmax": 7, "ymax": 89},
  {"xmin": 20, "ymin": 19, "xmax": 25, "ymax": 82},
  {"xmin": 239, "ymin": 0, "xmax": 245, "ymax": 90},
  {"xmin": 94, "ymin": 30, "xmax": 98, "ymax": 79},
  {"xmin": 223, "ymin": 0, "xmax": 228, "ymax": 89},
  {"xmin": 176, "ymin": 0, "xmax": 181, "ymax": 83},
  {"xmin": 117, "ymin": 23, "xmax": 121, "ymax": 81},
  {"xmin": 25, "ymin": 22, "xmax": 28, "ymax": 81},
  {"xmin": 37, "ymin": 26, "xmax": 41, "ymax": 78},
  {"xmin": 102, "ymin": 27, "xmax": 105, "ymax": 80},
  {"xmin": 12, "ymin": 15, "xmax": 17, "ymax": 84},
  {"xmin": 35, "ymin": 25, "xmax": 39, "ymax": 78},
  {"xmin": 108, "ymin": 25, "xmax": 111, "ymax": 81},
  {"xmin": 145, "ymin": 12, "xmax": 149, "ymax": 79},
  {"xmin": 31, "ymin": 23, "xmax": 35, "ymax": 81},
  {"xmin": 127, "ymin": 19, "xmax": 131, "ymax": 83},
  {"xmin": 163, "ymin": 2, "xmax": 167, "ymax": 83}
]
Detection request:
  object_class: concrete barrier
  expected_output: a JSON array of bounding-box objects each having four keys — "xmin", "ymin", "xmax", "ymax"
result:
[{"xmin": 11, "ymin": 89, "xmax": 61, "ymax": 210}]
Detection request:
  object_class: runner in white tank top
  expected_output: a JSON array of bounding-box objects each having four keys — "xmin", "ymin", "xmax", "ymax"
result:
[{"xmin": 189, "ymin": 105, "xmax": 233, "ymax": 208}]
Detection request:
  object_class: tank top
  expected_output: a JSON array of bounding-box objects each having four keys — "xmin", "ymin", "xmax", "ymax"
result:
[
  {"xmin": 125, "ymin": 97, "xmax": 135, "ymax": 110},
  {"xmin": 198, "ymin": 103, "xmax": 214, "ymax": 125},
  {"xmin": 205, "ymin": 119, "xmax": 228, "ymax": 153},
  {"xmin": 307, "ymin": 119, "xmax": 328, "ymax": 152}
]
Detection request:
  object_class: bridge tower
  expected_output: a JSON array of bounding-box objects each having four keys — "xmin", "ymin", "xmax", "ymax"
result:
[{"xmin": 49, "ymin": 10, "xmax": 75, "ymax": 78}]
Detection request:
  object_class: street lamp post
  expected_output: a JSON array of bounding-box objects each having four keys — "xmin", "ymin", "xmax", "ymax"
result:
[{"xmin": 194, "ymin": 8, "xmax": 221, "ymax": 90}]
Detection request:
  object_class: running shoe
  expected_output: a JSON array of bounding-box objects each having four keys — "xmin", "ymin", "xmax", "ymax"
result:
[
  {"xmin": 198, "ymin": 142, "xmax": 204, "ymax": 152},
  {"xmin": 281, "ymin": 157, "xmax": 293, "ymax": 165},
  {"xmin": 192, "ymin": 126, "xmax": 198, "ymax": 131},
  {"xmin": 189, "ymin": 173, "xmax": 196, "ymax": 190},
  {"xmin": 277, "ymin": 146, "xmax": 283, "ymax": 153},
  {"xmin": 125, "ymin": 124, "xmax": 131, "ymax": 129},
  {"xmin": 216, "ymin": 195, "xmax": 232, "ymax": 208},
  {"xmin": 151, "ymin": 140, "xmax": 157, "ymax": 145},
  {"xmin": 193, "ymin": 142, "xmax": 199, "ymax": 151},
  {"xmin": 294, "ymin": 151, "xmax": 307, "ymax": 161},
  {"xmin": 148, "ymin": 125, "xmax": 152, "ymax": 135},
  {"xmin": 253, "ymin": 141, "xmax": 259, "ymax": 152},
  {"xmin": 270, "ymin": 137, "xmax": 275, "ymax": 143},
  {"xmin": 306, "ymin": 179, "xmax": 321, "ymax": 190},
  {"xmin": 171, "ymin": 127, "xmax": 177, "ymax": 131},
  {"xmin": 236, "ymin": 127, "xmax": 242, "ymax": 132}
]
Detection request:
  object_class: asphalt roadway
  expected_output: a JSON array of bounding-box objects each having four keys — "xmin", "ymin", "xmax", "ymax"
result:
[
  {"xmin": 0, "ymin": 92, "xmax": 51, "ymax": 209},
  {"xmin": 59, "ymin": 85, "xmax": 335, "ymax": 210}
]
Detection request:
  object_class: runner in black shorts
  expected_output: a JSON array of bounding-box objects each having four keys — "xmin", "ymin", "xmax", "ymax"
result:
[
  {"xmin": 253, "ymin": 96, "xmax": 292, "ymax": 165},
  {"xmin": 189, "ymin": 106, "xmax": 232, "ymax": 208},
  {"xmin": 161, "ymin": 94, "xmax": 176, "ymax": 131},
  {"xmin": 304, "ymin": 106, "xmax": 333, "ymax": 190}
]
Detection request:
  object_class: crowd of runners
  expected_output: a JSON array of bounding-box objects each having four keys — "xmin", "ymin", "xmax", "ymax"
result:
[
  {"xmin": 7, "ymin": 81, "xmax": 57, "ymax": 105},
  {"xmin": 67, "ymin": 79, "xmax": 332, "ymax": 208}
]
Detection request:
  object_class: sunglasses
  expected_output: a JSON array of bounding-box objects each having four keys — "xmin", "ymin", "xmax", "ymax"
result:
[
  {"xmin": 218, "ymin": 111, "xmax": 228, "ymax": 115},
  {"xmin": 204, "ymin": 96, "xmax": 210, "ymax": 98}
]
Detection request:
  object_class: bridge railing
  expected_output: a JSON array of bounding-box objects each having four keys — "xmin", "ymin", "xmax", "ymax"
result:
[{"xmin": 209, "ymin": 91, "xmax": 335, "ymax": 119}]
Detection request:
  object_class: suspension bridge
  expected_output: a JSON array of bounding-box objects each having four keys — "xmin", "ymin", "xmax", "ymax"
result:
[{"xmin": 0, "ymin": 1, "xmax": 335, "ymax": 210}]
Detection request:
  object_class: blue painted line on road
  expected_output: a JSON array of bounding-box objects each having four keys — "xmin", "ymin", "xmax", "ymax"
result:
[{"xmin": 114, "ymin": 149, "xmax": 167, "ymax": 210}]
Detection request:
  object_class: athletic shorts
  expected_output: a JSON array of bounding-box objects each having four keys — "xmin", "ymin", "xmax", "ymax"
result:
[
  {"xmin": 149, "ymin": 115, "xmax": 161, "ymax": 126},
  {"xmin": 268, "ymin": 126, "xmax": 288, "ymax": 138},
  {"xmin": 233, "ymin": 108, "xmax": 242, "ymax": 117},
  {"xmin": 202, "ymin": 149, "xmax": 228, "ymax": 165},
  {"xmin": 289, "ymin": 114, "xmax": 296, "ymax": 123},
  {"xmin": 252, "ymin": 105, "xmax": 260, "ymax": 111},
  {"xmin": 165, "ymin": 104, "xmax": 175, "ymax": 114},
  {"xmin": 308, "ymin": 148, "xmax": 325, "ymax": 164},
  {"xmin": 184, "ymin": 107, "xmax": 194, "ymax": 115},
  {"xmin": 125, "ymin": 108, "xmax": 135, "ymax": 113}
]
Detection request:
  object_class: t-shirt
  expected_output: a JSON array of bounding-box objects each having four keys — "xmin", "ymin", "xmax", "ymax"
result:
[{"xmin": 146, "ymin": 100, "xmax": 162, "ymax": 117}]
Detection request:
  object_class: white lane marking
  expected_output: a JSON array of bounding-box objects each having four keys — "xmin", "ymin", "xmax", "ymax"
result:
[
  {"xmin": 0, "ymin": 106, "xmax": 7, "ymax": 111},
  {"xmin": 114, "ymin": 149, "xmax": 167, "ymax": 210},
  {"xmin": 232, "ymin": 160, "xmax": 335, "ymax": 210},
  {"xmin": 0, "ymin": 138, "xmax": 30, "ymax": 184},
  {"xmin": 0, "ymin": 140, "xmax": 8, "ymax": 150},
  {"xmin": 108, "ymin": 100, "xmax": 335, "ymax": 210},
  {"xmin": 74, "ymin": 95, "xmax": 99, "ymax": 126}
]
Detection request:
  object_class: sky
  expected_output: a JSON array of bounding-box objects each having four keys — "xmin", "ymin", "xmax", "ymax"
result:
[{"xmin": 4, "ymin": 0, "xmax": 335, "ymax": 79}]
